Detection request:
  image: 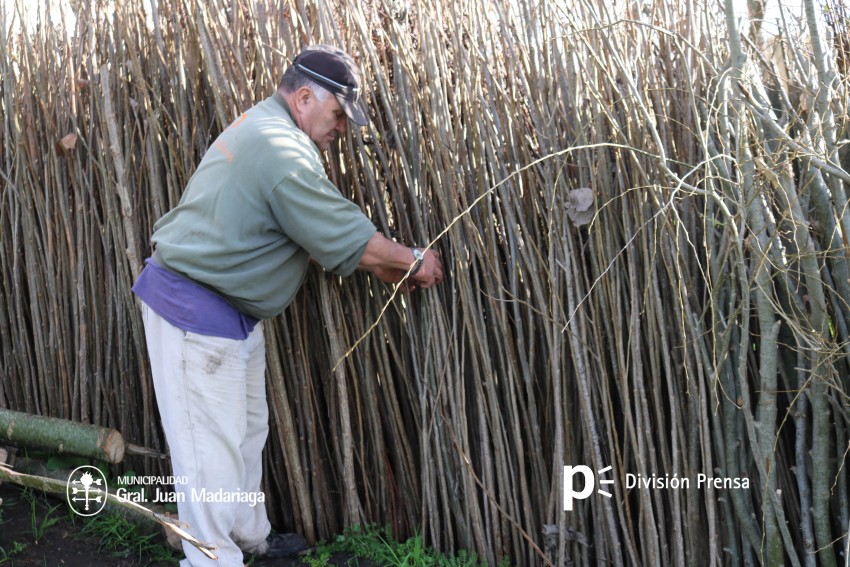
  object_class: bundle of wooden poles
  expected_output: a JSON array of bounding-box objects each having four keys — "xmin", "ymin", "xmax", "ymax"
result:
[{"xmin": 1, "ymin": 0, "xmax": 848, "ymax": 565}]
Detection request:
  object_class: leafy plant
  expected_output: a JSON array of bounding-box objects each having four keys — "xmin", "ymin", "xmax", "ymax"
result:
[
  {"xmin": 301, "ymin": 548, "xmax": 332, "ymax": 567},
  {"xmin": 0, "ymin": 541, "xmax": 27, "ymax": 564},
  {"xmin": 305, "ymin": 524, "xmax": 491, "ymax": 566}
]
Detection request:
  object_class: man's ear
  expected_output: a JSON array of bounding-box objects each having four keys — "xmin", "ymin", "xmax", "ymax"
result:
[{"xmin": 293, "ymin": 86, "xmax": 314, "ymax": 112}]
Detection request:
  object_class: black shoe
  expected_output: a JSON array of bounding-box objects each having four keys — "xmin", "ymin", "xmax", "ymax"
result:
[
  {"xmin": 261, "ymin": 532, "xmax": 310, "ymax": 559},
  {"xmin": 243, "ymin": 532, "xmax": 310, "ymax": 562}
]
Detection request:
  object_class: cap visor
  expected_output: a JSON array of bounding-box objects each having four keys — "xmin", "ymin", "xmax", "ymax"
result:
[{"xmin": 337, "ymin": 95, "xmax": 368, "ymax": 126}]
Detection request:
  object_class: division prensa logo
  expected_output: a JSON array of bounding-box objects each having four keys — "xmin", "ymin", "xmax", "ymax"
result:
[
  {"xmin": 563, "ymin": 463, "xmax": 751, "ymax": 511},
  {"xmin": 66, "ymin": 466, "xmax": 108, "ymax": 516}
]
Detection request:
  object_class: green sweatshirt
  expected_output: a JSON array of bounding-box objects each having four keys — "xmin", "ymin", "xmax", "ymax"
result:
[{"xmin": 151, "ymin": 92, "xmax": 377, "ymax": 319}]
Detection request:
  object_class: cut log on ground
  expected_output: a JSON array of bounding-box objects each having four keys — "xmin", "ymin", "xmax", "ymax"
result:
[{"xmin": 0, "ymin": 409, "xmax": 125, "ymax": 463}]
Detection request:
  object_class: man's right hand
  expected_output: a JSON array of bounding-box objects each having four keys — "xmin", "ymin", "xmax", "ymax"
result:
[
  {"xmin": 358, "ymin": 234, "xmax": 446, "ymax": 291},
  {"xmin": 410, "ymin": 249, "xmax": 443, "ymax": 290}
]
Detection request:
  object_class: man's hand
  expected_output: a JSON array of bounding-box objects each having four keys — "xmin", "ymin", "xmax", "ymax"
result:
[
  {"xmin": 358, "ymin": 234, "xmax": 445, "ymax": 291},
  {"xmin": 409, "ymin": 249, "xmax": 443, "ymax": 290},
  {"xmin": 372, "ymin": 266, "xmax": 413, "ymax": 292}
]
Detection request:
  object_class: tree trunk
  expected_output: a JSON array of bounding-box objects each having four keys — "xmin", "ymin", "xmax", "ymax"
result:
[{"xmin": 0, "ymin": 409, "xmax": 125, "ymax": 464}]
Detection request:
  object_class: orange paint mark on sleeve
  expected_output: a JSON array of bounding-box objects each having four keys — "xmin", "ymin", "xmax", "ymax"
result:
[
  {"xmin": 213, "ymin": 140, "xmax": 234, "ymax": 163},
  {"xmin": 230, "ymin": 113, "xmax": 248, "ymax": 129}
]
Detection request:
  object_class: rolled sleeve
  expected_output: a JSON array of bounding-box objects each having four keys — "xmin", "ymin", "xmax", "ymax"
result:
[{"xmin": 268, "ymin": 168, "xmax": 377, "ymax": 275}]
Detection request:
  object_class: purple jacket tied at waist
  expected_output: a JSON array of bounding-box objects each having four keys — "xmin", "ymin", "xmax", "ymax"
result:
[{"xmin": 132, "ymin": 258, "xmax": 259, "ymax": 340}]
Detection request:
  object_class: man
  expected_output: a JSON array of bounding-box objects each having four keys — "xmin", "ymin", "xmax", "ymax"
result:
[{"xmin": 132, "ymin": 44, "xmax": 443, "ymax": 566}]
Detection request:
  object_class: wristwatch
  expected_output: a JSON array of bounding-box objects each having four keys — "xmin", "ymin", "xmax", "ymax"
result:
[{"xmin": 410, "ymin": 248, "xmax": 425, "ymax": 276}]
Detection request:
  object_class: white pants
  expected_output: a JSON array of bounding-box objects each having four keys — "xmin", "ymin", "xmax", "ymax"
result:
[{"xmin": 141, "ymin": 304, "xmax": 271, "ymax": 566}]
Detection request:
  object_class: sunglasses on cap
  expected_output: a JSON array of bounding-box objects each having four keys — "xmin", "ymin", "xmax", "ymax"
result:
[{"xmin": 295, "ymin": 63, "xmax": 361, "ymax": 103}]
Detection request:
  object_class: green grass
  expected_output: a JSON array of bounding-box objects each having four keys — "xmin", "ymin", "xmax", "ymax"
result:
[
  {"xmin": 77, "ymin": 511, "xmax": 180, "ymax": 564},
  {"xmin": 19, "ymin": 488, "xmax": 62, "ymax": 544},
  {"xmin": 303, "ymin": 525, "xmax": 502, "ymax": 567}
]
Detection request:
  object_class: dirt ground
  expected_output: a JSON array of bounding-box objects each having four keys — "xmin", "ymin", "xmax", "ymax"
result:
[
  {"xmin": 0, "ymin": 483, "xmax": 374, "ymax": 567},
  {"xmin": 0, "ymin": 481, "xmax": 178, "ymax": 566}
]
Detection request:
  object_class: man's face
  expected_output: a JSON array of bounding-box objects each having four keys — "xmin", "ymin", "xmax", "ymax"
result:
[{"xmin": 298, "ymin": 92, "xmax": 348, "ymax": 151}]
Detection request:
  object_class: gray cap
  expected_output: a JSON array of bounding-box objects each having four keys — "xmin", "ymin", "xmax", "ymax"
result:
[{"xmin": 293, "ymin": 45, "xmax": 368, "ymax": 126}]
